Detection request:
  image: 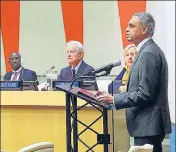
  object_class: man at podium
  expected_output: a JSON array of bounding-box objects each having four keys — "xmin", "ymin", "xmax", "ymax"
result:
[
  {"xmin": 94, "ymin": 12, "xmax": 171, "ymax": 152},
  {"xmin": 57, "ymin": 40, "xmax": 95, "ymax": 81}
]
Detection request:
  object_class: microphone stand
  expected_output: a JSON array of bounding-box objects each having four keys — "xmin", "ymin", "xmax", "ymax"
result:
[
  {"xmin": 70, "ymin": 76, "xmax": 95, "ymax": 89},
  {"xmin": 95, "ymin": 69, "xmax": 111, "ymax": 77},
  {"xmin": 37, "ymin": 66, "xmax": 55, "ymax": 90},
  {"xmin": 90, "ymin": 65, "xmax": 113, "ymax": 76},
  {"xmin": 38, "ymin": 66, "xmax": 55, "ymax": 79},
  {"xmin": 88, "ymin": 66, "xmax": 113, "ymax": 76},
  {"xmin": 70, "ymin": 70, "xmax": 111, "ymax": 89}
]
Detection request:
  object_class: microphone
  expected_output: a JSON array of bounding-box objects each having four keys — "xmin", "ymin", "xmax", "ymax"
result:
[
  {"xmin": 40, "ymin": 66, "xmax": 55, "ymax": 77},
  {"xmin": 70, "ymin": 60, "xmax": 121, "ymax": 88},
  {"xmin": 89, "ymin": 60, "xmax": 121, "ymax": 75},
  {"xmin": 48, "ymin": 66, "xmax": 55, "ymax": 71},
  {"xmin": 35, "ymin": 66, "xmax": 55, "ymax": 82}
]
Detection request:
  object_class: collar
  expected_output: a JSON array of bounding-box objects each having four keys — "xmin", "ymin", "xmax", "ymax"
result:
[
  {"xmin": 136, "ymin": 37, "xmax": 152, "ymax": 52},
  {"xmin": 12, "ymin": 66, "xmax": 22, "ymax": 74},
  {"xmin": 71, "ymin": 60, "xmax": 82, "ymax": 74}
]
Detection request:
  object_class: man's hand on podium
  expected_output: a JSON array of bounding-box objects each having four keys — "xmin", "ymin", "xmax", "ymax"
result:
[{"xmin": 94, "ymin": 91, "xmax": 113, "ymax": 104}]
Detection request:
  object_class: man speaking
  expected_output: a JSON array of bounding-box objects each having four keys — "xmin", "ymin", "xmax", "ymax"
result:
[{"xmin": 94, "ymin": 12, "xmax": 171, "ymax": 152}]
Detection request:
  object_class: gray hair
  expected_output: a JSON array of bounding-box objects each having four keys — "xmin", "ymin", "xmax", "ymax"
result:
[
  {"xmin": 133, "ymin": 12, "xmax": 155, "ymax": 37},
  {"xmin": 66, "ymin": 40, "xmax": 84, "ymax": 52}
]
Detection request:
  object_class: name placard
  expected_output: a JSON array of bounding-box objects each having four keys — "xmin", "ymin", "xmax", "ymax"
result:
[
  {"xmin": 53, "ymin": 81, "xmax": 80, "ymax": 88},
  {"xmin": 0, "ymin": 81, "xmax": 21, "ymax": 89}
]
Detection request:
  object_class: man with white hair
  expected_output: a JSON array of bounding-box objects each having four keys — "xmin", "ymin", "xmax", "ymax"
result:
[{"xmin": 57, "ymin": 40, "xmax": 94, "ymax": 81}]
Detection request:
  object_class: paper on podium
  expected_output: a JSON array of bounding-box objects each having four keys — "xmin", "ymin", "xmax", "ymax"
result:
[{"xmin": 77, "ymin": 88, "xmax": 115, "ymax": 109}]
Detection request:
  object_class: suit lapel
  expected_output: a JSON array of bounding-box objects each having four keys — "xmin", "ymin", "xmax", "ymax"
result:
[
  {"xmin": 19, "ymin": 68, "xmax": 24, "ymax": 81},
  {"xmin": 127, "ymin": 39, "xmax": 154, "ymax": 88},
  {"xmin": 67, "ymin": 67, "xmax": 72, "ymax": 80},
  {"xmin": 7, "ymin": 71, "xmax": 12, "ymax": 80}
]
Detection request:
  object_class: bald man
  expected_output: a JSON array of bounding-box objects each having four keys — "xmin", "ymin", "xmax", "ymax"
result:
[{"xmin": 4, "ymin": 52, "xmax": 38, "ymax": 82}]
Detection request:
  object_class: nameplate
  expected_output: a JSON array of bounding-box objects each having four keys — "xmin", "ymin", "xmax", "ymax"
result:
[
  {"xmin": 53, "ymin": 81, "xmax": 80, "ymax": 88},
  {"xmin": 0, "ymin": 81, "xmax": 21, "ymax": 88}
]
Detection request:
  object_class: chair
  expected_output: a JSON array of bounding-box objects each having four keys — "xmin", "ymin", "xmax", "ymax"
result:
[
  {"xmin": 128, "ymin": 144, "xmax": 153, "ymax": 152},
  {"xmin": 17, "ymin": 142, "xmax": 54, "ymax": 152}
]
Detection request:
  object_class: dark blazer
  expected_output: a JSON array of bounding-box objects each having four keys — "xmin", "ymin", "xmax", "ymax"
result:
[
  {"xmin": 57, "ymin": 60, "xmax": 94, "ymax": 81},
  {"xmin": 114, "ymin": 39, "xmax": 172, "ymax": 137},
  {"xmin": 108, "ymin": 67, "xmax": 126, "ymax": 94},
  {"xmin": 4, "ymin": 67, "xmax": 38, "ymax": 82}
]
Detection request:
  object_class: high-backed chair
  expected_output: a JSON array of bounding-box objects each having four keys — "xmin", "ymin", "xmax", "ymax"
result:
[
  {"xmin": 128, "ymin": 144, "xmax": 153, "ymax": 152},
  {"xmin": 17, "ymin": 142, "xmax": 54, "ymax": 152}
]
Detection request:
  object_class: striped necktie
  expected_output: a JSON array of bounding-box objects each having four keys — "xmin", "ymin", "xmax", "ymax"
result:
[
  {"xmin": 72, "ymin": 68, "xmax": 76, "ymax": 80},
  {"xmin": 12, "ymin": 71, "xmax": 18, "ymax": 81}
]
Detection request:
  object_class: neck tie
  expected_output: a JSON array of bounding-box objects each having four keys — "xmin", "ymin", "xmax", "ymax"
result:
[
  {"xmin": 12, "ymin": 72, "xmax": 18, "ymax": 81},
  {"xmin": 72, "ymin": 68, "xmax": 76, "ymax": 80}
]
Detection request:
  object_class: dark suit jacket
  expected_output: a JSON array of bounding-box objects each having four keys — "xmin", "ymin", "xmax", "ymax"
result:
[
  {"xmin": 108, "ymin": 67, "xmax": 126, "ymax": 94},
  {"xmin": 114, "ymin": 39, "xmax": 172, "ymax": 137},
  {"xmin": 57, "ymin": 60, "xmax": 94, "ymax": 81},
  {"xmin": 4, "ymin": 67, "xmax": 38, "ymax": 82}
]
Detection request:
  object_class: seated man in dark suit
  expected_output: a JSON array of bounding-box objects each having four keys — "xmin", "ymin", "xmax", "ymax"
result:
[
  {"xmin": 58, "ymin": 40, "xmax": 95, "ymax": 81},
  {"xmin": 4, "ymin": 52, "xmax": 38, "ymax": 82}
]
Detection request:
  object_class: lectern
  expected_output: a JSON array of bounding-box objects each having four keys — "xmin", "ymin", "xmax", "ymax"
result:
[{"xmin": 56, "ymin": 84, "xmax": 113, "ymax": 152}]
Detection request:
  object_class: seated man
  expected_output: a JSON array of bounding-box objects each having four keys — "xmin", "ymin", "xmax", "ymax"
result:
[
  {"xmin": 57, "ymin": 40, "xmax": 95, "ymax": 81},
  {"xmin": 4, "ymin": 52, "xmax": 38, "ymax": 82}
]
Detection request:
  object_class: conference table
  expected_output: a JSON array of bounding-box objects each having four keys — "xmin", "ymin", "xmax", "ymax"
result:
[{"xmin": 1, "ymin": 91, "xmax": 130, "ymax": 152}]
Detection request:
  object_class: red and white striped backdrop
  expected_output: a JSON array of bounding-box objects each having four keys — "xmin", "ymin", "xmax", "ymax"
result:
[
  {"xmin": 0, "ymin": 1, "xmax": 175, "ymax": 122},
  {"xmin": 1, "ymin": 1, "xmax": 146, "ymax": 72}
]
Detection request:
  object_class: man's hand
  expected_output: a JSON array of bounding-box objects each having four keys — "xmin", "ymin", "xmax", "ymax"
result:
[{"xmin": 94, "ymin": 91, "xmax": 113, "ymax": 104}]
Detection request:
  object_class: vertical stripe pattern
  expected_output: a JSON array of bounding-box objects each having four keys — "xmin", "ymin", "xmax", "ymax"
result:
[
  {"xmin": 61, "ymin": 1, "xmax": 83, "ymax": 43},
  {"xmin": 1, "ymin": 1, "xmax": 20, "ymax": 72},
  {"xmin": 118, "ymin": 1, "xmax": 146, "ymax": 48}
]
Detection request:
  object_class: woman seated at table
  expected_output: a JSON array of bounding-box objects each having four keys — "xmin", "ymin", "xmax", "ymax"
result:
[{"xmin": 108, "ymin": 44, "xmax": 137, "ymax": 94}]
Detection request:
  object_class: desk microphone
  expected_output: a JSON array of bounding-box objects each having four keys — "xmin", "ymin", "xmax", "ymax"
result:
[
  {"xmin": 36, "ymin": 66, "xmax": 55, "ymax": 82},
  {"xmin": 40, "ymin": 66, "xmax": 55, "ymax": 77}
]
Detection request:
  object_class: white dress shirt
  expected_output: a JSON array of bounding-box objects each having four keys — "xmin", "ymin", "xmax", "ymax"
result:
[
  {"xmin": 71, "ymin": 60, "xmax": 83, "ymax": 74},
  {"xmin": 136, "ymin": 37, "xmax": 151, "ymax": 52}
]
